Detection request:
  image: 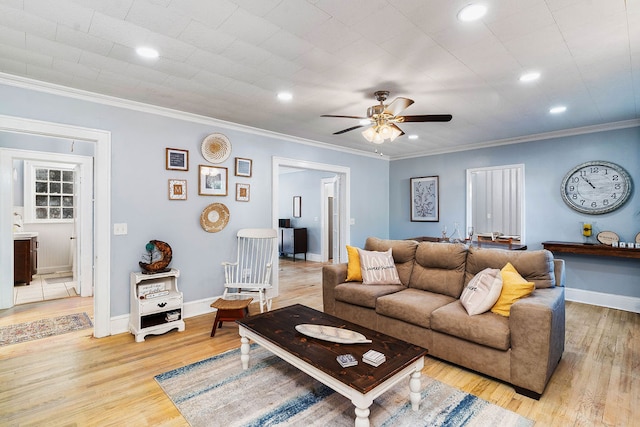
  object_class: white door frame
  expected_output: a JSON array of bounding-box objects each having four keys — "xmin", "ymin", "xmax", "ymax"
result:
[
  {"xmin": 272, "ymin": 156, "xmax": 350, "ymax": 271},
  {"xmin": 320, "ymin": 177, "xmax": 338, "ymax": 262},
  {"xmin": 0, "ymin": 115, "xmax": 111, "ymax": 338}
]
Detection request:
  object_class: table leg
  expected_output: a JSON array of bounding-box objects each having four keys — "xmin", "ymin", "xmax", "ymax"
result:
[
  {"xmin": 354, "ymin": 406, "xmax": 370, "ymax": 427},
  {"xmin": 240, "ymin": 336, "xmax": 250, "ymax": 370},
  {"xmin": 409, "ymin": 368, "xmax": 421, "ymax": 411},
  {"xmin": 210, "ymin": 310, "xmax": 221, "ymax": 337}
]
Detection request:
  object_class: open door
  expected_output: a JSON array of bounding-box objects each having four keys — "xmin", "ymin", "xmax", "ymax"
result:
[{"xmin": 75, "ymin": 158, "xmax": 93, "ymax": 297}]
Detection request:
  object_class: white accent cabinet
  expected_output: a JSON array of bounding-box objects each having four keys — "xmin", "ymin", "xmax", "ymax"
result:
[{"xmin": 130, "ymin": 268, "xmax": 185, "ymax": 342}]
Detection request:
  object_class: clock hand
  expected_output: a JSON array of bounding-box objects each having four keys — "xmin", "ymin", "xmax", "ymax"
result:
[{"xmin": 580, "ymin": 175, "xmax": 596, "ymax": 189}]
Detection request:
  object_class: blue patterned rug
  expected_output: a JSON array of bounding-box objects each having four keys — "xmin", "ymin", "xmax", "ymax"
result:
[{"xmin": 155, "ymin": 346, "xmax": 534, "ymax": 427}]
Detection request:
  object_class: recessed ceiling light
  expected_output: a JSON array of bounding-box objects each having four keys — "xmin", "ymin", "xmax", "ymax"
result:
[
  {"xmin": 136, "ymin": 46, "xmax": 159, "ymax": 59},
  {"xmin": 277, "ymin": 92, "xmax": 293, "ymax": 101},
  {"xmin": 458, "ymin": 4, "xmax": 487, "ymax": 22},
  {"xmin": 549, "ymin": 106, "xmax": 567, "ymax": 114},
  {"xmin": 519, "ymin": 72, "xmax": 540, "ymax": 82},
  {"xmin": 408, "ymin": 135, "xmax": 419, "ymax": 140}
]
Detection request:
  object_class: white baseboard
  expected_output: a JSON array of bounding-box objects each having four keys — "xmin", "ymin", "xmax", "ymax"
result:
[
  {"xmin": 565, "ymin": 287, "xmax": 640, "ymax": 314},
  {"xmin": 109, "ymin": 296, "xmax": 221, "ymax": 336}
]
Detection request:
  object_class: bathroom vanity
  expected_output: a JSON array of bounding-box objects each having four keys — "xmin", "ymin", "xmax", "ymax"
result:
[{"xmin": 14, "ymin": 232, "xmax": 38, "ymax": 285}]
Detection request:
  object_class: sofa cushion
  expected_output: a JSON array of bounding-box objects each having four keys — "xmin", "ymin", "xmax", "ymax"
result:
[
  {"xmin": 376, "ymin": 288, "xmax": 456, "ymax": 329},
  {"xmin": 408, "ymin": 242, "xmax": 468, "ymax": 298},
  {"xmin": 364, "ymin": 237, "xmax": 418, "ymax": 286},
  {"xmin": 358, "ymin": 248, "xmax": 402, "ymax": 285},
  {"xmin": 334, "ymin": 282, "xmax": 405, "ymax": 309},
  {"xmin": 345, "ymin": 245, "xmax": 362, "ymax": 282},
  {"xmin": 460, "ymin": 268, "xmax": 503, "ymax": 315},
  {"xmin": 491, "ymin": 262, "xmax": 535, "ymax": 317},
  {"xmin": 465, "ymin": 247, "xmax": 555, "ymax": 289},
  {"xmin": 431, "ymin": 300, "xmax": 511, "ymax": 351}
]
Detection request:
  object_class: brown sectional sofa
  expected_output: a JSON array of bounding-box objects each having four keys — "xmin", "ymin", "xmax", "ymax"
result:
[{"xmin": 322, "ymin": 237, "xmax": 566, "ymax": 399}]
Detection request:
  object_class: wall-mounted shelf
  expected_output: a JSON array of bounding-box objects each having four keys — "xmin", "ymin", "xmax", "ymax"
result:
[{"xmin": 541, "ymin": 241, "xmax": 640, "ymax": 260}]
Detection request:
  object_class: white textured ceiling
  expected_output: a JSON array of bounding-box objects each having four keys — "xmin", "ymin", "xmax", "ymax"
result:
[{"xmin": 0, "ymin": 0, "xmax": 638, "ymax": 158}]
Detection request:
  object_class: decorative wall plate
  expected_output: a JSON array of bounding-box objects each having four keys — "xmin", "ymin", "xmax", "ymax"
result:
[
  {"xmin": 636, "ymin": 232, "xmax": 640, "ymax": 244},
  {"xmin": 596, "ymin": 231, "xmax": 619, "ymax": 245},
  {"xmin": 295, "ymin": 324, "xmax": 372, "ymax": 344},
  {"xmin": 201, "ymin": 133, "xmax": 231, "ymax": 164},
  {"xmin": 200, "ymin": 203, "xmax": 230, "ymax": 233}
]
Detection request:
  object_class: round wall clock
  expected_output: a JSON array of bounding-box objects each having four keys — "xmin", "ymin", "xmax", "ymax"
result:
[{"xmin": 561, "ymin": 161, "xmax": 632, "ymax": 214}]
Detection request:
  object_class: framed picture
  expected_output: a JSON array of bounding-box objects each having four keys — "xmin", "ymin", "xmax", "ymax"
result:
[
  {"xmin": 410, "ymin": 176, "xmax": 439, "ymax": 222},
  {"xmin": 236, "ymin": 183, "xmax": 250, "ymax": 202},
  {"xmin": 293, "ymin": 196, "xmax": 301, "ymax": 217},
  {"xmin": 166, "ymin": 148, "xmax": 189, "ymax": 171},
  {"xmin": 168, "ymin": 179, "xmax": 187, "ymax": 200},
  {"xmin": 199, "ymin": 165, "xmax": 228, "ymax": 196},
  {"xmin": 235, "ymin": 157, "xmax": 252, "ymax": 177}
]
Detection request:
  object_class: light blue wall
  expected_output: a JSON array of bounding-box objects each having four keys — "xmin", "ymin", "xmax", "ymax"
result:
[
  {"xmin": 279, "ymin": 170, "xmax": 336, "ymax": 257},
  {"xmin": 390, "ymin": 127, "xmax": 640, "ymax": 298},
  {"xmin": 0, "ymin": 82, "xmax": 390, "ymax": 317}
]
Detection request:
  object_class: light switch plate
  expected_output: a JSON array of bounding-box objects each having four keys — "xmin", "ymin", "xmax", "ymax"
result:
[{"xmin": 113, "ymin": 223, "xmax": 128, "ymax": 235}]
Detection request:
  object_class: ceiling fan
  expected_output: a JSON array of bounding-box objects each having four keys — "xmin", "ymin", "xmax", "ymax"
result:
[{"xmin": 322, "ymin": 91, "xmax": 452, "ymax": 144}]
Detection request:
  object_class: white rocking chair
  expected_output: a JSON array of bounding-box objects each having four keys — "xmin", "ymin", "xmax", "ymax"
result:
[{"xmin": 222, "ymin": 228, "xmax": 277, "ymax": 313}]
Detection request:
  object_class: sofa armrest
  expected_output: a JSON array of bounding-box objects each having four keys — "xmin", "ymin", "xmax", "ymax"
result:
[
  {"xmin": 509, "ymin": 286, "xmax": 565, "ymax": 395},
  {"xmin": 322, "ymin": 263, "xmax": 348, "ymax": 315}
]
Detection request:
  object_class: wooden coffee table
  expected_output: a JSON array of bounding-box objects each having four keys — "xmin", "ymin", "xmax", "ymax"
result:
[{"xmin": 236, "ymin": 304, "xmax": 427, "ymax": 427}]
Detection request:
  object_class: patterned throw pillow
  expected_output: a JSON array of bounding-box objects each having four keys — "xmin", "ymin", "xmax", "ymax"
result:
[
  {"xmin": 345, "ymin": 245, "xmax": 362, "ymax": 282},
  {"xmin": 357, "ymin": 248, "xmax": 402, "ymax": 285},
  {"xmin": 491, "ymin": 262, "xmax": 535, "ymax": 317},
  {"xmin": 460, "ymin": 268, "xmax": 503, "ymax": 315}
]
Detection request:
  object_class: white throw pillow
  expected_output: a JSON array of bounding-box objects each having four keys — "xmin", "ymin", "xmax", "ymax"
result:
[
  {"xmin": 357, "ymin": 248, "xmax": 402, "ymax": 285},
  {"xmin": 460, "ymin": 268, "xmax": 503, "ymax": 315}
]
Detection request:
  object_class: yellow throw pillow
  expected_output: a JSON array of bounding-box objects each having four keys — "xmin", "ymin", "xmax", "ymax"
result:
[
  {"xmin": 345, "ymin": 245, "xmax": 362, "ymax": 282},
  {"xmin": 490, "ymin": 262, "xmax": 535, "ymax": 317}
]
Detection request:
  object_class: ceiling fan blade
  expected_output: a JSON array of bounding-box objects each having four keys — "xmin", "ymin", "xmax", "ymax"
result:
[
  {"xmin": 321, "ymin": 114, "xmax": 368, "ymax": 119},
  {"xmin": 401, "ymin": 114, "xmax": 452, "ymax": 122},
  {"xmin": 385, "ymin": 97, "xmax": 414, "ymax": 116},
  {"xmin": 333, "ymin": 125, "xmax": 365, "ymax": 135}
]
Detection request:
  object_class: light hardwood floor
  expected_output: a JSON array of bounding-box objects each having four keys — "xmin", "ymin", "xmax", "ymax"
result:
[{"xmin": 1, "ymin": 259, "xmax": 638, "ymax": 426}]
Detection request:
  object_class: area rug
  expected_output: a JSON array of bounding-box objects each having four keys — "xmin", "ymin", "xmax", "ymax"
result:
[
  {"xmin": 155, "ymin": 346, "xmax": 534, "ymax": 427},
  {"xmin": 0, "ymin": 312, "xmax": 93, "ymax": 346}
]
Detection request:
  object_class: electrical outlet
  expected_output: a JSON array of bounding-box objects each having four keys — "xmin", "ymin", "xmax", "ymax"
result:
[{"xmin": 242, "ymin": 268, "xmax": 252, "ymax": 279}]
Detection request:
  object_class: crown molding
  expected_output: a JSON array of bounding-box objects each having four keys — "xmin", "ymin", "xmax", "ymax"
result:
[
  {"xmin": 391, "ymin": 118, "xmax": 640, "ymax": 160},
  {"xmin": 0, "ymin": 72, "xmax": 389, "ymax": 160}
]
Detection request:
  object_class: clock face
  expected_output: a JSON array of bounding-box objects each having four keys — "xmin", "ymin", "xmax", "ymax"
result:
[{"xmin": 561, "ymin": 161, "xmax": 632, "ymax": 214}]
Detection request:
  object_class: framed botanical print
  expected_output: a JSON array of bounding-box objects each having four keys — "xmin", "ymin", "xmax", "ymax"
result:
[
  {"xmin": 235, "ymin": 157, "xmax": 252, "ymax": 177},
  {"xmin": 236, "ymin": 183, "xmax": 250, "ymax": 202},
  {"xmin": 198, "ymin": 165, "xmax": 228, "ymax": 196},
  {"xmin": 166, "ymin": 148, "xmax": 189, "ymax": 171},
  {"xmin": 168, "ymin": 179, "xmax": 187, "ymax": 200},
  {"xmin": 410, "ymin": 176, "xmax": 439, "ymax": 222}
]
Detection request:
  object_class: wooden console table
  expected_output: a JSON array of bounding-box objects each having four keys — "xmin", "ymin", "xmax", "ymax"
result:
[{"xmin": 542, "ymin": 241, "xmax": 640, "ymax": 260}]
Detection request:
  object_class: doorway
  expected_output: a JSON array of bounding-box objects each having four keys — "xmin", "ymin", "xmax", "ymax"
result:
[
  {"xmin": 272, "ymin": 156, "xmax": 350, "ymax": 299},
  {"xmin": 0, "ymin": 114, "xmax": 112, "ymax": 338},
  {"xmin": 12, "ymin": 152, "xmax": 93, "ymax": 304}
]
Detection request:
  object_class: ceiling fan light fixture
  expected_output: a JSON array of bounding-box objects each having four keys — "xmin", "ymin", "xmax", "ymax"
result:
[{"xmin": 458, "ymin": 4, "xmax": 487, "ymax": 22}]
